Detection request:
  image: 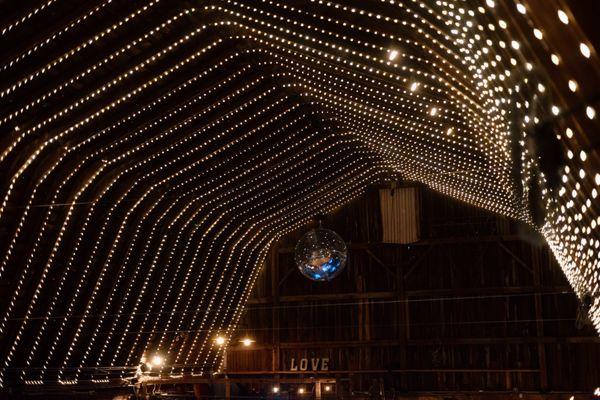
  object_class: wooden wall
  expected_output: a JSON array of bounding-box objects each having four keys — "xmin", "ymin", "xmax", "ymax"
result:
[{"xmin": 227, "ymin": 186, "xmax": 600, "ymax": 397}]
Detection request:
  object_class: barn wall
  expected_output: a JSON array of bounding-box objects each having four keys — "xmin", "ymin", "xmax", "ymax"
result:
[{"xmin": 227, "ymin": 186, "xmax": 600, "ymax": 397}]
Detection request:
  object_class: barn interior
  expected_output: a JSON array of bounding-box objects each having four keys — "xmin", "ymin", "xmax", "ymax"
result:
[{"xmin": 0, "ymin": 0, "xmax": 599, "ymax": 399}]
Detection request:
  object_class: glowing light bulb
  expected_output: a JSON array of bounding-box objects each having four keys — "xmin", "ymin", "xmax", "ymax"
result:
[
  {"xmin": 558, "ymin": 10, "xmax": 569, "ymax": 24},
  {"xmin": 273, "ymin": 387, "xmax": 280, "ymax": 393},
  {"xmin": 388, "ymin": 50, "xmax": 399, "ymax": 61},
  {"xmin": 241, "ymin": 337, "xmax": 254, "ymax": 347},
  {"xmin": 568, "ymin": 80, "xmax": 578, "ymax": 92},
  {"xmin": 151, "ymin": 355, "xmax": 164, "ymax": 367},
  {"xmin": 586, "ymin": 106, "xmax": 596, "ymax": 120},
  {"xmin": 580, "ymin": 43, "xmax": 591, "ymax": 58},
  {"xmin": 215, "ymin": 336, "xmax": 226, "ymax": 346}
]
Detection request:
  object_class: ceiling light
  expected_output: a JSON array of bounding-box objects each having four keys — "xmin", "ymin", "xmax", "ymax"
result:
[
  {"xmin": 151, "ymin": 355, "xmax": 164, "ymax": 367},
  {"xmin": 214, "ymin": 336, "xmax": 226, "ymax": 346},
  {"xmin": 388, "ymin": 50, "xmax": 399, "ymax": 61}
]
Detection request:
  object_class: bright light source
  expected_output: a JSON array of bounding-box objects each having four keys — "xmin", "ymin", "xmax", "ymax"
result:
[
  {"xmin": 486, "ymin": 0, "xmax": 495, "ymax": 8},
  {"xmin": 446, "ymin": 127, "xmax": 454, "ymax": 135},
  {"xmin": 551, "ymin": 106, "xmax": 560, "ymax": 116},
  {"xmin": 324, "ymin": 385, "xmax": 331, "ymax": 392},
  {"xmin": 151, "ymin": 355, "xmax": 164, "ymax": 367},
  {"xmin": 580, "ymin": 43, "xmax": 591, "ymax": 58},
  {"xmin": 565, "ymin": 128, "xmax": 573, "ymax": 138},
  {"xmin": 586, "ymin": 106, "xmax": 596, "ymax": 120},
  {"xmin": 558, "ymin": 10, "xmax": 569, "ymax": 24},
  {"xmin": 516, "ymin": 3, "xmax": 526, "ymax": 14},
  {"xmin": 511, "ymin": 40, "xmax": 520, "ymax": 50},
  {"xmin": 272, "ymin": 386, "xmax": 280, "ymax": 393},
  {"xmin": 298, "ymin": 387, "xmax": 305, "ymax": 394},
  {"xmin": 410, "ymin": 82, "xmax": 419, "ymax": 92},
  {"xmin": 214, "ymin": 336, "xmax": 226, "ymax": 346},
  {"xmin": 533, "ymin": 29, "xmax": 542, "ymax": 40},
  {"xmin": 240, "ymin": 337, "xmax": 254, "ymax": 347},
  {"xmin": 429, "ymin": 107, "xmax": 438, "ymax": 117},
  {"xmin": 388, "ymin": 50, "xmax": 399, "ymax": 61},
  {"xmin": 537, "ymin": 83, "xmax": 545, "ymax": 93},
  {"xmin": 568, "ymin": 80, "xmax": 578, "ymax": 92},
  {"xmin": 551, "ymin": 54, "xmax": 560, "ymax": 65}
]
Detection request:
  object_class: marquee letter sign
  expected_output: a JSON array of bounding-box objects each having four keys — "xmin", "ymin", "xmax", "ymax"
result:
[{"xmin": 290, "ymin": 357, "xmax": 329, "ymax": 371}]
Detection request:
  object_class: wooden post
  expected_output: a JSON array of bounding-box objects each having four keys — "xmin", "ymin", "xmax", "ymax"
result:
[
  {"xmin": 532, "ymin": 245, "xmax": 548, "ymax": 391},
  {"xmin": 225, "ymin": 378, "xmax": 231, "ymax": 399},
  {"xmin": 271, "ymin": 247, "xmax": 281, "ymax": 374},
  {"xmin": 397, "ymin": 258, "xmax": 408, "ymax": 390}
]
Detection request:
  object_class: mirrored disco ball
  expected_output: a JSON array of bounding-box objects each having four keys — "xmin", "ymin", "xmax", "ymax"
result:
[{"xmin": 295, "ymin": 228, "xmax": 347, "ymax": 281}]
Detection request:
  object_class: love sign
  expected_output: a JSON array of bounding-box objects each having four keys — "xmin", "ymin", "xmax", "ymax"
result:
[{"xmin": 289, "ymin": 357, "xmax": 329, "ymax": 371}]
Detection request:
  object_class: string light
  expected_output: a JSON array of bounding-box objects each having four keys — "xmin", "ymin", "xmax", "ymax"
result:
[
  {"xmin": 0, "ymin": 0, "xmax": 597, "ymax": 388},
  {"xmin": 568, "ymin": 80, "xmax": 578, "ymax": 92},
  {"xmin": 580, "ymin": 43, "xmax": 591, "ymax": 58},
  {"xmin": 558, "ymin": 10, "xmax": 569, "ymax": 25}
]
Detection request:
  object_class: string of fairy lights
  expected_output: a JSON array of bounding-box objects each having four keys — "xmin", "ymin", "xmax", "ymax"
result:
[{"xmin": 0, "ymin": 0, "xmax": 598, "ymax": 388}]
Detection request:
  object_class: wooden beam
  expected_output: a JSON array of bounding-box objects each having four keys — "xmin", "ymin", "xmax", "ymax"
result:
[
  {"xmin": 247, "ymin": 286, "xmax": 572, "ymax": 305},
  {"xmin": 225, "ymin": 336, "xmax": 600, "ymax": 352},
  {"xmin": 276, "ymin": 235, "xmax": 525, "ymax": 253}
]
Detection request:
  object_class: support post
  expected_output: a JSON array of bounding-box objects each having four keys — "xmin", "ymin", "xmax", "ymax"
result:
[
  {"xmin": 532, "ymin": 245, "xmax": 548, "ymax": 391},
  {"xmin": 271, "ymin": 247, "xmax": 280, "ymax": 375}
]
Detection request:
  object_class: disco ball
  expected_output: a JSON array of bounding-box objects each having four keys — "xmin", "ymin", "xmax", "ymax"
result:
[{"xmin": 295, "ymin": 228, "xmax": 347, "ymax": 281}]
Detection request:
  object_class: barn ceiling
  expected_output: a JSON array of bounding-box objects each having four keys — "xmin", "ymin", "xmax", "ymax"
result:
[{"xmin": 0, "ymin": 0, "xmax": 598, "ymax": 387}]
